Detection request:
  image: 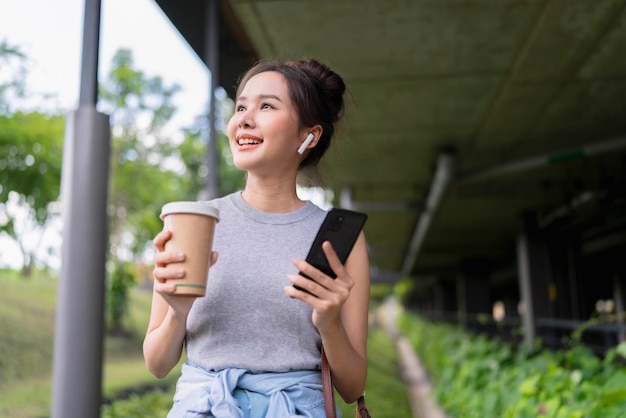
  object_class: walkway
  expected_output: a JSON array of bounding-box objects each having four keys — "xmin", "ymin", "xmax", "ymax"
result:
[{"xmin": 378, "ymin": 297, "xmax": 448, "ymax": 418}]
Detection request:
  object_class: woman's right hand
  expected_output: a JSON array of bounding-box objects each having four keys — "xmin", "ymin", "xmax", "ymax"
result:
[{"xmin": 151, "ymin": 229, "xmax": 218, "ymax": 315}]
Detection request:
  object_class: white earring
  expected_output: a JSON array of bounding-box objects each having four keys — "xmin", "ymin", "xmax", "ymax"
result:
[{"xmin": 297, "ymin": 133, "xmax": 315, "ymax": 155}]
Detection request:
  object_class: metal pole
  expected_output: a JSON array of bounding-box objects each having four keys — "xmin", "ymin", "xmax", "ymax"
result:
[
  {"xmin": 51, "ymin": 0, "xmax": 110, "ymax": 416},
  {"xmin": 517, "ymin": 231, "xmax": 535, "ymax": 347},
  {"xmin": 615, "ymin": 274, "xmax": 625, "ymax": 342},
  {"xmin": 199, "ymin": 0, "xmax": 220, "ymax": 200},
  {"xmin": 456, "ymin": 275, "xmax": 468, "ymax": 327},
  {"xmin": 78, "ymin": 0, "xmax": 100, "ymax": 106}
]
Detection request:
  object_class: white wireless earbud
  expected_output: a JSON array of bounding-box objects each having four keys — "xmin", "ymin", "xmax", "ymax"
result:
[{"xmin": 297, "ymin": 133, "xmax": 315, "ymax": 155}]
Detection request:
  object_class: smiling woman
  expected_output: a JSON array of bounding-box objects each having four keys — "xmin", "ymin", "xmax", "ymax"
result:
[{"xmin": 143, "ymin": 58, "xmax": 371, "ymax": 417}]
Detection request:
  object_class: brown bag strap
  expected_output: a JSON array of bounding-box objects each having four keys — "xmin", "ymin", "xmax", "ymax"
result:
[
  {"xmin": 321, "ymin": 347, "xmax": 337, "ymax": 418},
  {"xmin": 356, "ymin": 394, "xmax": 372, "ymax": 418},
  {"xmin": 322, "ymin": 347, "xmax": 372, "ymax": 418}
]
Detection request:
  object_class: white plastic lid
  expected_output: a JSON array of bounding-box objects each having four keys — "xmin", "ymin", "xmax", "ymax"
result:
[{"xmin": 160, "ymin": 201, "xmax": 220, "ymax": 221}]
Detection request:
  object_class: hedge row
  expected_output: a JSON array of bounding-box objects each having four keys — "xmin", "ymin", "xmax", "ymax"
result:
[{"xmin": 398, "ymin": 313, "xmax": 626, "ymax": 418}]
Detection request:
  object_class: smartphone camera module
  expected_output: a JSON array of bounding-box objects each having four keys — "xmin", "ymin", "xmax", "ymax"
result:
[{"xmin": 328, "ymin": 216, "xmax": 343, "ymax": 231}]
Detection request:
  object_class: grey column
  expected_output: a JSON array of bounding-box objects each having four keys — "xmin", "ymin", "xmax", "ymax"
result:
[
  {"xmin": 517, "ymin": 212, "xmax": 552, "ymax": 347},
  {"xmin": 432, "ymin": 280, "xmax": 444, "ymax": 321},
  {"xmin": 456, "ymin": 275, "xmax": 468, "ymax": 326},
  {"xmin": 517, "ymin": 232, "xmax": 535, "ymax": 346},
  {"xmin": 51, "ymin": 0, "xmax": 110, "ymax": 416},
  {"xmin": 457, "ymin": 261, "xmax": 491, "ymax": 330},
  {"xmin": 615, "ymin": 274, "xmax": 625, "ymax": 342}
]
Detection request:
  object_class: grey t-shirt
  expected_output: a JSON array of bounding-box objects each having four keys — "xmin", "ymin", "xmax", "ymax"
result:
[{"xmin": 185, "ymin": 192, "xmax": 327, "ymax": 373}]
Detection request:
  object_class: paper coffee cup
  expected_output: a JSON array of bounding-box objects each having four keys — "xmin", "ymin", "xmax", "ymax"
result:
[{"xmin": 160, "ymin": 201, "xmax": 220, "ymax": 296}]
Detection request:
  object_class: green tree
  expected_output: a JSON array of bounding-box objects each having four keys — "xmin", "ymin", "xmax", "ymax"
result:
[
  {"xmin": 0, "ymin": 39, "xmax": 27, "ymax": 114},
  {"xmin": 99, "ymin": 48, "xmax": 246, "ymax": 333},
  {"xmin": 0, "ymin": 40, "xmax": 65, "ymax": 275},
  {"xmin": 99, "ymin": 48, "xmax": 217, "ymax": 333},
  {"xmin": 0, "ymin": 112, "xmax": 64, "ymax": 276},
  {"xmin": 177, "ymin": 117, "xmax": 245, "ymax": 197}
]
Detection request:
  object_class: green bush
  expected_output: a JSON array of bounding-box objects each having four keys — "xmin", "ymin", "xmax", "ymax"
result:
[
  {"xmin": 102, "ymin": 389, "xmax": 174, "ymax": 418},
  {"xmin": 398, "ymin": 313, "xmax": 626, "ymax": 418},
  {"xmin": 369, "ymin": 283, "xmax": 395, "ymax": 308}
]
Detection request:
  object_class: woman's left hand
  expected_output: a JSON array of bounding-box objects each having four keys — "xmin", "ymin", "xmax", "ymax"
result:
[{"xmin": 284, "ymin": 241, "xmax": 354, "ymax": 332}]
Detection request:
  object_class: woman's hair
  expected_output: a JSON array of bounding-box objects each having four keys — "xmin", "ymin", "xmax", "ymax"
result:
[{"xmin": 235, "ymin": 58, "xmax": 346, "ymax": 170}]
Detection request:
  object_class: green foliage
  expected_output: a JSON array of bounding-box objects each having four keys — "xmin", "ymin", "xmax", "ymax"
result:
[
  {"xmin": 99, "ymin": 49, "xmax": 180, "ymax": 128},
  {"xmin": 107, "ymin": 262, "xmax": 137, "ymax": 334},
  {"xmin": 177, "ymin": 123, "xmax": 245, "ymax": 197},
  {"xmin": 1, "ymin": 41, "xmax": 64, "ymax": 274},
  {"xmin": 0, "ymin": 111, "xmax": 64, "ymax": 272},
  {"xmin": 0, "ymin": 112, "xmax": 64, "ymax": 214},
  {"xmin": 99, "ymin": 48, "xmax": 246, "ymax": 334},
  {"xmin": 100, "ymin": 49, "xmax": 214, "ymax": 334},
  {"xmin": 101, "ymin": 390, "xmax": 174, "ymax": 418},
  {"xmin": 100, "ymin": 48, "xmax": 244, "ymax": 260},
  {"xmin": 369, "ymin": 283, "xmax": 396, "ymax": 307},
  {"xmin": 0, "ymin": 43, "xmax": 63, "ymax": 268},
  {"xmin": 398, "ymin": 312, "xmax": 626, "ymax": 418},
  {"xmin": 216, "ymin": 131, "xmax": 246, "ymax": 195},
  {"xmin": 101, "ymin": 49, "xmax": 191, "ymax": 258},
  {"xmin": 0, "ymin": 40, "xmax": 27, "ymax": 113},
  {"xmin": 393, "ymin": 275, "xmax": 415, "ymax": 303}
]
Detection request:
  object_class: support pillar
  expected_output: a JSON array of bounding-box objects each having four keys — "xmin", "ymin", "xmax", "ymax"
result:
[
  {"xmin": 432, "ymin": 280, "xmax": 444, "ymax": 321},
  {"xmin": 457, "ymin": 260, "xmax": 491, "ymax": 330},
  {"xmin": 456, "ymin": 275, "xmax": 468, "ymax": 327},
  {"xmin": 51, "ymin": 1, "xmax": 110, "ymax": 416},
  {"xmin": 517, "ymin": 212, "xmax": 552, "ymax": 347},
  {"xmin": 615, "ymin": 274, "xmax": 625, "ymax": 342}
]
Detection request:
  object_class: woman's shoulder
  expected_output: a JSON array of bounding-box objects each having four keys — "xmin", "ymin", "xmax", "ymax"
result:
[{"xmin": 200, "ymin": 191, "xmax": 240, "ymax": 210}]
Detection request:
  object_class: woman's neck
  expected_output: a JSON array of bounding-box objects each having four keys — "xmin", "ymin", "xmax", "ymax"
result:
[{"xmin": 241, "ymin": 177, "xmax": 304, "ymax": 213}]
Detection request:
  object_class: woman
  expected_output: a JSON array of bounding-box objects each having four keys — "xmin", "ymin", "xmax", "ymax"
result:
[{"xmin": 144, "ymin": 58, "xmax": 370, "ymax": 417}]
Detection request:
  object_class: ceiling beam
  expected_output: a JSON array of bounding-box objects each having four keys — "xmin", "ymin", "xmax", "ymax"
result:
[
  {"xmin": 401, "ymin": 152, "xmax": 455, "ymax": 277},
  {"xmin": 459, "ymin": 136, "xmax": 626, "ymax": 184}
]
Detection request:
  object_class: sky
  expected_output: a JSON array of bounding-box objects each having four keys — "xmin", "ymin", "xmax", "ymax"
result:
[
  {"xmin": 0, "ymin": 0, "xmax": 213, "ymax": 269},
  {"xmin": 0, "ymin": 0, "xmax": 210, "ymax": 124}
]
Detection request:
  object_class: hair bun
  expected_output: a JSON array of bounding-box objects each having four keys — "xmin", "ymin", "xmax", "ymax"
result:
[{"xmin": 290, "ymin": 59, "xmax": 346, "ymax": 122}]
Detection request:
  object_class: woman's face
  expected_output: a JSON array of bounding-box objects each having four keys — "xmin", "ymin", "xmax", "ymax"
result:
[{"xmin": 227, "ymin": 71, "xmax": 307, "ymax": 176}]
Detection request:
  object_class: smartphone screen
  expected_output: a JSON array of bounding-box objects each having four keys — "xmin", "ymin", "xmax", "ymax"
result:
[{"xmin": 301, "ymin": 208, "xmax": 368, "ymax": 279}]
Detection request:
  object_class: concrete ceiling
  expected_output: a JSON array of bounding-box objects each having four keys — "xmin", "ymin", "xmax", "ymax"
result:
[{"xmin": 155, "ymin": 0, "xmax": 626, "ymax": 282}]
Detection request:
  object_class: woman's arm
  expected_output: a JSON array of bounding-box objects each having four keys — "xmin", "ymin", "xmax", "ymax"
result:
[
  {"xmin": 143, "ymin": 291, "xmax": 189, "ymax": 378},
  {"xmin": 142, "ymin": 230, "xmax": 216, "ymax": 378},
  {"xmin": 286, "ymin": 232, "xmax": 370, "ymax": 403}
]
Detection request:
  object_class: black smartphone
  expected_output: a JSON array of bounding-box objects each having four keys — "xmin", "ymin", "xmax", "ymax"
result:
[{"xmin": 300, "ymin": 208, "xmax": 368, "ymax": 279}]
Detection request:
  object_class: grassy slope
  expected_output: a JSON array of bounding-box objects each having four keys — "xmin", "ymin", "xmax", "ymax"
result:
[
  {"xmin": 337, "ymin": 326, "xmax": 414, "ymax": 417},
  {"xmin": 0, "ymin": 270, "xmax": 173, "ymax": 418}
]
